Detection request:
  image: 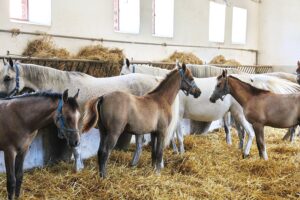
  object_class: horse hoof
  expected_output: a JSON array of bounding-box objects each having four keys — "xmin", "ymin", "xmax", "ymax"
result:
[{"xmin": 242, "ymin": 154, "xmax": 250, "ymax": 159}]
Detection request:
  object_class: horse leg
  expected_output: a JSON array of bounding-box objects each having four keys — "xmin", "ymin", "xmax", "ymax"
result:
[
  {"xmin": 231, "ymin": 111, "xmax": 254, "ymax": 158},
  {"xmin": 236, "ymin": 123, "xmax": 245, "ymax": 150},
  {"xmin": 73, "ymin": 146, "xmax": 84, "ymax": 172},
  {"xmin": 130, "ymin": 134, "xmax": 143, "ymax": 166},
  {"xmin": 177, "ymin": 123, "xmax": 185, "ymax": 154},
  {"xmin": 223, "ymin": 112, "xmax": 232, "ymax": 145},
  {"xmin": 253, "ymin": 123, "xmax": 268, "ymax": 160},
  {"xmin": 171, "ymin": 135, "xmax": 179, "ymax": 154},
  {"xmin": 99, "ymin": 131, "xmax": 120, "ymax": 178},
  {"xmin": 282, "ymin": 127, "xmax": 294, "ymax": 141},
  {"xmin": 155, "ymin": 131, "xmax": 165, "ymax": 174},
  {"xmin": 15, "ymin": 149, "xmax": 28, "ymax": 198},
  {"xmin": 4, "ymin": 150, "xmax": 16, "ymax": 200},
  {"xmin": 151, "ymin": 133, "xmax": 157, "ymax": 167}
]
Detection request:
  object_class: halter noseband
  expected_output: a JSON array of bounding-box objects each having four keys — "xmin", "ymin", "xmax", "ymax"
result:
[
  {"xmin": 179, "ymin": 68, "xmax": 197, "ymax": 96},
  {"xmin": 56, "ymin": 98, "xmax": 79, "ymax": 139},
  {"xmin": 8, "ymin": 63, "xmax": 20, "ymax": 97}
]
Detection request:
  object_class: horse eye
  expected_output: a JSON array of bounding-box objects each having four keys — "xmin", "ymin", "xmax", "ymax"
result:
[
  {"xmin": 4, "ymin": 76, "xmax": 11, "ymax": 82},
  {"xmin": 217, "ymin": 84, "xmax": 220, "ymax": 88}
]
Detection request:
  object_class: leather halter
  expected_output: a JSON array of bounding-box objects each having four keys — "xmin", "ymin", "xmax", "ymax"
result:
[
  {"xmin": 8, "ymin": 63, "xmax": 20, "ymax": 97},
  {"xmin": 56, "ymin": 98, "xmax": 79, "ymax": 139}
]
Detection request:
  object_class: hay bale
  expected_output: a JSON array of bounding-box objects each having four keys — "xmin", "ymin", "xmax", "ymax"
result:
[
  {"xmin": 162, "ymin": 51, "xmax": 203, "ymax": 65},
  {"xmin": 74, "ymin": 45, "xmax": 125, "ymax": 76},
  {"xmin": 210, "ymin": 55, "xmax": 241, "ymax": 66},
  {"xmin": 22, "ymin": 36, "xmax": 70, "ymax": 58}
]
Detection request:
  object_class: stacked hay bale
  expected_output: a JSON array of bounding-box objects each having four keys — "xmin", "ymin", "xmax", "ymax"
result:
[{"xmin": 209, "ymin": 55, "xmax": 241, "ymax": 66}]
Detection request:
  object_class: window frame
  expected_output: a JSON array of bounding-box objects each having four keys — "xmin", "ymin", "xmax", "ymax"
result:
[
  {"xmin": 113, "ymin": 0, "xmax": 140, "ymax": 34},
  {"xmin": 208, "ymin": 1, "xmax": 226, "ymax": 43},
  {"xmin": 231, "ymin": 6, "xmax": 247, "ymax": 45},
  {"xmin": 10, "ymin": 0, "xmax": 29, "ymax": 21},
  {"xmin": 10, "ymin": 0, "xmax": 51, "ymax": 26},
  {"xmin": 152, "ymin": 0, "xmax": 174, "ymax": 38}
]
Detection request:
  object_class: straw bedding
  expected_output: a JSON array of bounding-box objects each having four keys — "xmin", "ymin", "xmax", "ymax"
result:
[{"xmin": 0, "ymin": 127, "xmax": 299, "ymax": 199}]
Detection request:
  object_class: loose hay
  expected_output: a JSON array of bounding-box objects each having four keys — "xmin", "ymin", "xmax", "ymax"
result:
[
  {"xmin": 210, "ymin": 55, "xmax": 241, "ymax": 66},
  {"xmin": 0, "ymin": 128, "xmax": 299, "ymax": 199},
  {"xmin": 22, "ymin": 36, "xmax": 70, "ymax": 58}
]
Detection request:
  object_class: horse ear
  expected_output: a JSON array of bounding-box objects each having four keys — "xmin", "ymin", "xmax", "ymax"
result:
[
  {"xmin": 125, "ymin": 58, "xmax": 130, "ymax": 68},
  {"xmin": 298, "ymin": 61, "xmax": 300, "ymax": 68},
  {"xmin": 182, "ymin": 63, "xmax": 186, "ymax": 71},
  {"xmin": 222, "ymin": 69, "xmax": 227, "ymax": 77},
  {"xmin": 73, "ymin": 89, "xmax": 80, "ymax": 99},
  {"xmin": 62, "ymin": 89, "xmax": 69, "ymax": 102},
  {"xmin": 7, "ymin": 57, "xmax": 13, "ymax": 68}
]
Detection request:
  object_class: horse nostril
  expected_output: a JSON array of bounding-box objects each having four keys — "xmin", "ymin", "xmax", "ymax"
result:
[{"xmin": 75, "ymin": 140, "xmax": 80, "ymax": 146}]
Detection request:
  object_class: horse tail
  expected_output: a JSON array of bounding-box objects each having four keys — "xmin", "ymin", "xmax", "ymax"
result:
[
  {"xmin": 164, "ymin": 94, "xmax": 180, "ymax": 147},
  {"xmin": 82, "ymin": 96, "xmax": 103, "ymax": 133}
]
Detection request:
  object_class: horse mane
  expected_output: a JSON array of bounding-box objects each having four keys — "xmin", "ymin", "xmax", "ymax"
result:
[
  {"xmin": 20, "ymin": 63, "xmax": 90, "ymax": 84},
  {"xmin": 3, "ymin": 91, "xmax": 79, "ymax": 110},
  {"xmin": 229, "ymin": 76, "xmax": 271, "ymax": 95},
  {"xmin": 148, "ymin": 69, "xmax": 178, "ymax": 95}
]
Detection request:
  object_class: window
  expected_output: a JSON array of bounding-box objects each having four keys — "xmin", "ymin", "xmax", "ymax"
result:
[
  {"xmin": 209, "ymin": 1, "xmax": 226, "ymax": 43},
  {"xmin": 10, "ymin": 0, "xmax": 51, "ymax": 25},
  {"xmin": 114, "ymin": 0, "xmax": 140, "ymax": 34},
  {"xmin": 232, "ymin": 7, "xmax": 247, "ymax": 44},
  {"xmin": 152, "ymin": 0, "xmax": 174, "ymax": 38}
]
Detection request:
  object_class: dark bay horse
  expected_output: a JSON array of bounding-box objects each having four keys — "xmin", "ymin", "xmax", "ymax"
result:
[
  {"xmin": 0, "ymin": 90, "xmax": 80, "ymax": 200},
  {"xmin": 82, "ymin": 64, "xmax": 201, "ymax": 177},
  {"xmin": 210, "ymin": 70, "xmax": 300, "ymax": 160}
]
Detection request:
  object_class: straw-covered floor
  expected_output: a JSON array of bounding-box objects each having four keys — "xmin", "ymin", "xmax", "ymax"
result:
[{"xmin": 0, "ymin": 127, "xmax": 299, "ymax": 199}]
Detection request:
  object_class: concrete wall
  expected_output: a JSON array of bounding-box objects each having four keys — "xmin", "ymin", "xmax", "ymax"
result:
[
  {"xmin": 0, "ymin": 0, "xmax": 259, "ymax": 64},
  {"xmin": 258, "ymin": 0, "xmax": 300, "ymax": 71}
]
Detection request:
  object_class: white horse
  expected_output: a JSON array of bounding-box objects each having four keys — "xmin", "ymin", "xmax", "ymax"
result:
[
  {"xmin": 0, "ymin": 59, "xmax": 179, "ymax": 171},
  {"xmin": 121, "ymin": 60, "xmax": 300, "ymax": 158}
]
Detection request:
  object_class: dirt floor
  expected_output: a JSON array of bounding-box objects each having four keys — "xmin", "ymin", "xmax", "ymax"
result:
[{"xmin": 0, "ymin": 127, "xmax": 299, "ymax": 200}]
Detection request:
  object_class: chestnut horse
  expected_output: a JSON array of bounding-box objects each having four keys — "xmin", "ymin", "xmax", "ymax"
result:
[
  {"xmin": 210, "ymin": 70, "xmax": 300, "ymax": 160},
  {"xmin": 0, "ymin": 90, "xmax": 81, "ymax": 200},
  {"xmin": 82, "ymin": 64, "xmax": 201, "ymax": 177}
]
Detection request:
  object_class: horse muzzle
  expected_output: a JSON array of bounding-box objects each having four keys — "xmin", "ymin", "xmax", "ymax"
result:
[{"xmin": 209, "ymin": 97, "xmax": 216, "ymax": 103}]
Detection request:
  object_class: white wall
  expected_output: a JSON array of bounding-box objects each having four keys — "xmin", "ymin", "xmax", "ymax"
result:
[
  {"xmin": 0, "ymin": 0, "xmax": 259, "ymax": 64},
  {"xmin": 258, "ymin": 0, "xmax": 300, "ymax": 71}
]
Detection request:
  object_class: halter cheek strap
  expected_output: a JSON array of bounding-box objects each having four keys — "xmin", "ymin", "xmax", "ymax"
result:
[
  {"xmin": 132, "ymin": 65, "xmax": 136, "ymax": 73},
  {"xmin": 8, "ymin": 63, "xmax": 20, "ymax": 97}
]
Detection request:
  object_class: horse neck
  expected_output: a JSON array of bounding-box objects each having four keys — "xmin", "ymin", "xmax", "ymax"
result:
[
  {"xmin": 149, "ymin": 71, "xmax": 181, "ymax": 105},
  {"xmin": 21, "ymin": 64, "xmax": 79, "ymax": 90},
  {"xmin": 15, "ymin": 97, "xmax": 58, "ymax": 132},
  {"xmin": 228, "ymin": 76, "xmax": 253, "ymax": 107}
]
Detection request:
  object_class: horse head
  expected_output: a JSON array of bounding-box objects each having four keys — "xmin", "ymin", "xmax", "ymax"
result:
[
  {"xmin": 178, "ymin": 63, "xmax": 201, "ymax": 98},
  {"xmin": 0, "ymin": 58, "xmax": 25, "ymax": 98},
  {"xmin": 54, "ymin": 89, "xmax": 81, "ymax": 148},
  {"xmin": 210, "ymin": 69, "xmax": 230, "ymax": 103},
  {"xmin": 296, "ymin": 61, "xmax": 300, "ymax": 85}
]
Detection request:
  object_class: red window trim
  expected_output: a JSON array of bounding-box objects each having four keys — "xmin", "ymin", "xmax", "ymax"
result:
[
  {"xmin": 113, "ymin": 0, "xmax": 120, "ymax": 31},
  {"xmin": 11, "ymin": 0, "xmax": 29, "ymax": 21}
]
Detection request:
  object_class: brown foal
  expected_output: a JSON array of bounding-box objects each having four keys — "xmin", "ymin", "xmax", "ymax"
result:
[
  {"xmin": 210, "ymin": 70, "xmax": 300, "ymax": 160},
  {"xmin": 82, "ymin": 63, "xmax": 201, "ymax": 177},
  {"xmin": 0, "ymin": 90, "xmax": 80, "ymax": 200}
]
